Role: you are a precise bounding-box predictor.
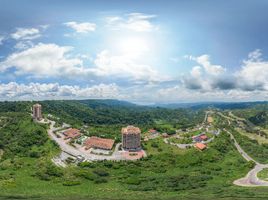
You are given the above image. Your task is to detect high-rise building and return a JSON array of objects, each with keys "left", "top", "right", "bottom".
[
  {"left": 33, "top": 103, "right": 42, "bottom": 120},
  {"left": 122, "top": 125, "right": 141, "bottom": 151}
]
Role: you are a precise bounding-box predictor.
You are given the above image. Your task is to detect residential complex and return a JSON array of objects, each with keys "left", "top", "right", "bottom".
[
  {"left": 122, "top": 125, "right": 141, "bottom": 151},
  {"left": 32, "top": 103, "right": 42, "bottom": 120}
]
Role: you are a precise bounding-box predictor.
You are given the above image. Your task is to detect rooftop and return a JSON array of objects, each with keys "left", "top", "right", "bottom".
[
  {"left": 63, "top": 128, "right": 81, "bottom": 139},
  {"left": 84, "top": 136, "right": 115, "bottom": 150},
  {"left": 195, "top": 143, "right": 207, "bottom": 150},
  {"left": 122, "top": 125, "right": 141, "bottom": 135}
]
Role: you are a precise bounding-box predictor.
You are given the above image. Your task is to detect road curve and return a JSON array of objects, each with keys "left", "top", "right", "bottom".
[{"left": 222, "top": 121, "right": 268, "bottom": 186}]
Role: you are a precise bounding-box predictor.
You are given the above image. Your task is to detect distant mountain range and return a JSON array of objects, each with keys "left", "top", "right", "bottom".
[{"left": 150, "top": 101, "right": 268, "bottom": 110}]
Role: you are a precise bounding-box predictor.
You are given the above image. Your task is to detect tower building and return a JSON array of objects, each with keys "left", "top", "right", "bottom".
[
  {"left": 122, "top": 125, "right": 141, "bottom": 151},
  {"left": 33, "top": 103, "right": 42, "bottom": 120}
]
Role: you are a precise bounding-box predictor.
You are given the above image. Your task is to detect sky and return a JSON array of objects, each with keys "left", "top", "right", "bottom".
[{"left": 0, "top": 0, "right": 267, "bottom": 103}]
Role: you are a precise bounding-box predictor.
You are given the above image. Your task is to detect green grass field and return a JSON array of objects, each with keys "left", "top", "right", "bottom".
[{"left": 0, "top": 132, "right": 266, "bottom": 200}]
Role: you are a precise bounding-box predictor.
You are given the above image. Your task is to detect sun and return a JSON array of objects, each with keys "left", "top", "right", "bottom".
[{"left": 116, "top": 36, "right": 151, "bottom": 57}]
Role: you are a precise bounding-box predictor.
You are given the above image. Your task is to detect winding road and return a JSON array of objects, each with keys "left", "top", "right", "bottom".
[{"left": 220, "top": 114, "right": 268, "bottom": 187}]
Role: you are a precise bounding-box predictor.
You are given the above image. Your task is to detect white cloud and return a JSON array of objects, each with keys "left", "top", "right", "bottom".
[
  {"left": 0, "top": 43, "right": 167, "bottom": 84},
  {"left": 14, "top": 41, "right": 34, "bottom": 50},
  {"left": 92, "top": 50, "right": 169, "bottom": 83},
  {"left": 190, "top": 66, "right": 202, "bottom": 78},
  {"left": 11, "top": 28, "right": 41, "bottom": 40},
  {"left": 106, "top": 13, "right": 158, "bottom": 32},
  {"left": 0, "top": 82, "right": 119, "bottom": 100},
  {"left": 236, "top": 49, "right": 268, "bottom": 91},
  {"left": 183, "top": 50, "right": 268, "bottom": 92},
  {"left": 156, "top": 85, "right": 268, "bottom": 103},
  {"left": 0, "top": 43, "right": 86, "bottom": 77},
  {"left": 0, "top": 36, "right": 4, "bottom": 45},
  {"left": 195, "top": 55, "right": 225, "bottom": 75},
  {"left": 64, "top": 21, "right": 96, "bottom": 33}
]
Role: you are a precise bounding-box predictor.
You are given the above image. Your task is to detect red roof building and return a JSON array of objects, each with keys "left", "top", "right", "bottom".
[
  {"left": 63, "top": 128, "right": 81, "bottom": 140},
  {"left": 200, "top": 134, "right": 208, "bottom": 141},
  {"left": 195, "top": 143, "right": 207, "bottom": 151},
  {"left": 84, "top": 136, "right": 115, "bottom": 150},
  {"left": 149, "top": 129, "right": 157, "bottom": 134}
]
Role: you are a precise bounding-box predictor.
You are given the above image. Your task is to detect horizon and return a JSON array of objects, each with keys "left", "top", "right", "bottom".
[
  {"left": 0, "top": 98, "right": 267, "bottom": 106},
  {"left": 0, "top": 0, "right": 267, "bottom": 103}
]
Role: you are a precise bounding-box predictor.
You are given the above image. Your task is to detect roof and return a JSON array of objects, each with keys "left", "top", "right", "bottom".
[
  {"left": 200, "top": 134, "right": 208, "bottom": 140},
  {"left": 33, "top": 103, "right": 42, "bottom": 107},
  {"left": 149, "top": 129, "right": 157, "bottom": 133},
  {"left": 195, "top": 143, "right": 207, "bottom": 150},
  {"left": 162, "top": 133, "right": 169, "bottom": 137},
  {"left": 121, "top": 126, "right": 141, "bottom": 135},
  {"left": 84, "top": 136, "right": 115, "bottom": 150},
  {"left": 63, "top": 128, "right": 81, "bottom": 139}
]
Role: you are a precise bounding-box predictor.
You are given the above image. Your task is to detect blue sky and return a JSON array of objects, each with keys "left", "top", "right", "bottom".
[{"left": 0, "top": 0, "right": 267, "bottom": 103}]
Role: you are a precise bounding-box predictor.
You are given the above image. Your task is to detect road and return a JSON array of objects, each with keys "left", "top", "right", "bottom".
[
  {"left": 224, "top": 128, "right": 258, "bottom": 164},
  {"left": 218, "top": 114, "right": 268, "bottom": 187}
]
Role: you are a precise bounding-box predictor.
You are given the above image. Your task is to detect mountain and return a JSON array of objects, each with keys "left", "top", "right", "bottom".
[{"left": 152, "top": 101, "right": 268, "bottom": 110}]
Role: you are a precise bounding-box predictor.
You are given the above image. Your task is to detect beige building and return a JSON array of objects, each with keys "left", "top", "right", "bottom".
[
  {"left": 122, "top": 125, "right": 141, "bottom": 151},
  {"left": 33, "top": 103, "right": 42, "bottom": 120}
]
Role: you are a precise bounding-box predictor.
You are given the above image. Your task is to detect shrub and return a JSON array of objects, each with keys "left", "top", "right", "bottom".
[
  {"left": 94, "top": 177, "right": 108, "bottom": 184},
  {"left": 74, "top": 170, "right": 97, "bottom": 180},
  {"left": 93, "top": 169, "right": 109, "bottom": 177},
  {"left": 63, "top": 180, "right": 81, "bottom": 186}
]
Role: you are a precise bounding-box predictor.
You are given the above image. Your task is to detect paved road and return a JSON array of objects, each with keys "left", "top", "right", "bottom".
[
  {"left": 224, "top": 128, "right": 258, "bottom": 164},
  {"left": 234, "top": 164, "right": 268, "bottom": 187},
  {"left": 218, "top": 114, "right": 268, "bottom": 187}
]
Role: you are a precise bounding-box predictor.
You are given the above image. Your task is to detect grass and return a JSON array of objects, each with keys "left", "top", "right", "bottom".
[
  {"left": 257, "top": 168, "right": 268, "bottom": 181},
  {"left": 0, "top": 132, "right": 263, "bottom": 200},
  {"left": 236, "top": 127, "right": 268, "bottom": 144}
]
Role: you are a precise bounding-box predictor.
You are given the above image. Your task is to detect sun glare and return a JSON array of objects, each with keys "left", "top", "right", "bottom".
[{"left": 116, "top": 36, "right": 151, "bottom": 57}]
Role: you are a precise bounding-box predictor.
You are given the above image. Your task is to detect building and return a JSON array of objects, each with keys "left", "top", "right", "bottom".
[
  {"left": 84, "top": 136, "right": 115, "bottom": 150},
  {"left": 122, "top": 126, "right": 141, "bottom": 151},
  {"left": 192, "top": 133, "right": 208, "bottom": 142},
  {"left": 195, "top": 143, "right": 207, "bottom": 151},
  {"left": 149, "top": 129, "right": 158, "bottom": 135},
  {"left": 162, "top": 133, "right": 169, "bottom": 138},
  {"left": 32, "top": 103, "right": 42, "bottom": 120},
  {"left": 63, "top": 128, "right": 81, "bottom": 140}
]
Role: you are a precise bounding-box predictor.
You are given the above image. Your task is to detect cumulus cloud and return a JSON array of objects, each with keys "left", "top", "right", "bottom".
[
  {"left": 0, "top": 43, "right": 86, "bottom": 78},
  {"left": 190, "top": 66, "right": 202, "bottom": 78},
  {"left": 236, "top": 49, "right": 268, "bottom": 91},
  {"left": 0, "top": 82, "right": 119, "bottom": 100},
  {"left": 92, "top": 50, "right": 169, "bottom": 83},
  {"left": 0, "top": 43, "right": 167, "bottom": 84},
  {"left": 64, "top": 21, "right": 96, "bottom": 33},
  {"left": 186, "top": 54, "right": 226, "bottom": 76},
  {"left": 183, "top": 49, "right": 268, "bottom": 93},
  {"left": 106, "top": 13, "right": 157, "bottom": 32},
  {"left": 11, "top": 28, "right": 41, "bottom": 40}
]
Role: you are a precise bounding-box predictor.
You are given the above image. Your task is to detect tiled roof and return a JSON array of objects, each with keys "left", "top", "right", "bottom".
[
  {"left": 63, "top": 128, "right": 81, "bottom": 139},
  {"left": 200, "top": 134, "right": 208, "bottom": 140},
  {"left": 84, "top": 136, "right": 115, "bottom": 150},
  {"left": 195, "top": 143, "right": 207, "bottom": 150}
]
